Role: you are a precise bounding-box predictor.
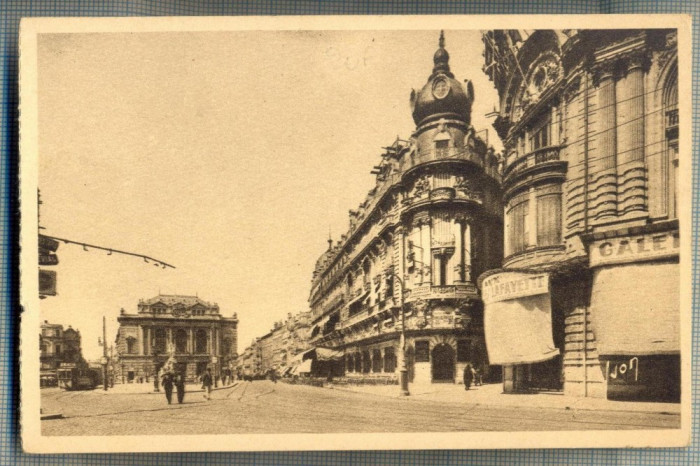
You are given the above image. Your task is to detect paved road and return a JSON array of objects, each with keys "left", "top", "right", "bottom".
[{"left": 41, "top": 381, "right": 680, "bottom": 436}]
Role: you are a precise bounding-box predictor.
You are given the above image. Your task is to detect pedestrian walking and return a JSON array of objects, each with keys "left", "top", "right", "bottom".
[
  {"left": 202, "top": 368, "right": 213, "bottom": 400},
  {"left": 463, "top": 363, "right": 474, "bottom": 391},
  {"left": 175, "top": 373, "right": 185, "bottom": 404},
  {"left": 161, "top": 371, "right": 174, "bottom": 404}
]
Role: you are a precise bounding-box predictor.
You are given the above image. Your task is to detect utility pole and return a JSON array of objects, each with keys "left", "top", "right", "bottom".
[{"left": 102, "top": 316, "right": 108, "bottom": 391}]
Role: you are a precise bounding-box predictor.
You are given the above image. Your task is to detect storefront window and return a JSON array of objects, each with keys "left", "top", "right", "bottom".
[
  {"left": 384, "top": 347, "right": 395, "bottom": 372},
  {"left": 372, "top": 349, "right": 382, "bottom": 372}
]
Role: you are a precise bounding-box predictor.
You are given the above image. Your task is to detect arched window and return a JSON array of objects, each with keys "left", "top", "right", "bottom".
[
  {"left": 664, "top": 62, "right": 678, "bottom": 219},
  {"left": 195, "top": 329, "right": 208, "bottom": 354},
  {"left": 126, "top": 336, "right": 137, "bottom": 354},
  {"left": 434, "top": 131, "right": 451, "bottom": 158},
  {"left": 175, "top": 329, "right": 188, "bottom": 353}
]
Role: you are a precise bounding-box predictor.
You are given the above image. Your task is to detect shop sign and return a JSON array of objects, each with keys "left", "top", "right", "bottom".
[
  {"left": 481, "top": 272, "right": 549, "bottom": 304},
  {"left": 39, "top": 253, "right": 59, "bottom": 266},
  {"left": 607, "top": 356, "right": 640, "bottom": 385},
  {"left": 39, "top": 269, "right": 57, "bottom": 296},
  {"left": 38, "top": 235, "right": 59, "bottom": 252},
  {"left": 589, "top": 231, "right": 679, "bottom": 267}
]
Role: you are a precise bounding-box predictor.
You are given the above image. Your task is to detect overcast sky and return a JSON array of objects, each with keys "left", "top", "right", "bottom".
[{"left": 37, "top": 29, "right": 500, "bottom": 359}]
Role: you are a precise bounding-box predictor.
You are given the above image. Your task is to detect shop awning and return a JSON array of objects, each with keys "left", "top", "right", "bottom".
[
  {"left": 314, "top": 347, "right": 344, "bottom": 361},
  {"left": 296, "top": 346, "right": 344, "bottom": 361},
  {"left": 590, "top": 263, "right": 679, "bottom": 356},
  {"left": 294, "top": 359, "right": 313, "bottom": 374},
  {"left": 484, "top": 293, "right": 559, "bottom": 365}
]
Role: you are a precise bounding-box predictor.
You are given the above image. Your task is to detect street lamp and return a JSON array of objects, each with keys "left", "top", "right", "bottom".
[{"left": 385, "top": 267, "right": 409, "bottom": 396}]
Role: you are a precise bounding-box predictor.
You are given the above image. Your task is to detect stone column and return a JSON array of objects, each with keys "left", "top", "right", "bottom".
[
  {"left": 209, "top": 327, "right": 214, "bottom": 355},
  {"left": 463, "top": 222, "right": 471, "bottom": 282},
  {"left": 141, "top": 327, "right": 146, "bottom": 356},
  {"left": 188, "top": 328, "right": 193, "bottom": 354},
  {"left": 616, "top": 55, "right": 647, "bottom": 215},
  {"left": 590, "top": 63, "right": 618, "bottom": 220},
  {"left": 144, "top": 327, "right": 150, "bottom": 356},
  {"left": 420, "top": 220, "right": 430, "bottom": 283},
  {"left": 167, "top": 328, "right": 172, "bottom": 353},
  {"left": 453, "top": 218, "right": 463, "bottom": 283}
]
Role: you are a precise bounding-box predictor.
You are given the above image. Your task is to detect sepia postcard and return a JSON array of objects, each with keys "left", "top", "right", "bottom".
[{"left": 19, "top": 14, "right": 692, "bottom": 453}]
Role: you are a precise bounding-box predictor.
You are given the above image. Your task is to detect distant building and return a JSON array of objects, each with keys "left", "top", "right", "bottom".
[
  {"left": 307, "top": 33, "right": 503, "bottom": 385},
  {"left": 39, "top": 320, "right": 83, "bottom": 386},
  {"left": 115, "top": 294, "right": 238, "bottom": 383},
  {"left": 239, "top": 311, "right": 312, "bottom": 377},
  {"left": 481, "top": 29, "right": 679, "bottom": 401}
]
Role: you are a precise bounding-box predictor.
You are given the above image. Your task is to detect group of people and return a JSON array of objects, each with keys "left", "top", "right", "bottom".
[
  {"left": 160, "top": 367, "right": 215, "bottom": 404},
  {"left": 463, "top": 363, "right": 483, "bottom": 391}
]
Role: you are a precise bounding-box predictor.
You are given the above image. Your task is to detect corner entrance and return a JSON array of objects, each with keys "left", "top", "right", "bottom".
[{"left": 431, "top": 343, "right": 455, "bottom": 382}]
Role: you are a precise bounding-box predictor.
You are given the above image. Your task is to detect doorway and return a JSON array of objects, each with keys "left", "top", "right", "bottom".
[{"left": 431, "top": 343, "right": 455, "bottom": 382}]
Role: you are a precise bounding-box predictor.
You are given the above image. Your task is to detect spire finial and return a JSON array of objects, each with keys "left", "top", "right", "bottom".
[
  {"left": 439, "top": 30, "right": 445, "bottom": 49},
  {"left": 327, "top": 227, "right": 333, "bottom": 250}
]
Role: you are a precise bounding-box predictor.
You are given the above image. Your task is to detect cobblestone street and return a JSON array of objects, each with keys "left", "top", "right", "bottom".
[{"left": 41, "top": 381, "right": 680, "bottom": 436}]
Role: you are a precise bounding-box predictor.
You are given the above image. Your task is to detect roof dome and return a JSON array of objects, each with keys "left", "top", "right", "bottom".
[{"left": 411, "top": 31, "right": 474, "bottom": 126}]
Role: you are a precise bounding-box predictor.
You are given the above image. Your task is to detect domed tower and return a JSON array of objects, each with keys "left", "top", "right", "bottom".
[
  {"left": 397, "top": 32, "right": 503, "bottom": 385},
  {"left": 411, "top": 31, "right": 474, "bottom": 128}
]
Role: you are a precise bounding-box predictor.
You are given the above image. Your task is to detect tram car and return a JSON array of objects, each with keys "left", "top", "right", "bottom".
[{"left": 56, "top": 364, "right": 99, "bottom": 391}]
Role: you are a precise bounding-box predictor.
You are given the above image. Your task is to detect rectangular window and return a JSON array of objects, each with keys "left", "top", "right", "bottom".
[
  {"left": 529, "top": 113, "right": 551, "bottom": 151},
  {"left": 507, "top": 191, "right": 529, "bottom": 255},
  {"left": 457, "top": 340, "right": 471, "bottom": 363},
  {"left": 415, "top": 341, "right": 430, "bottom": 362},
  {"left": 536, "top": 185, "right": 562, "bottom": 247},
  {"left": 435, "top": 139, "right": 449, "bottom": 158}
]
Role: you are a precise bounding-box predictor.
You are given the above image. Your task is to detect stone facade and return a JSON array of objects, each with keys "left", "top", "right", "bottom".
[
  {"left": 481, "top": 29, "right": 679, "bottom": 401},
  {"left": 115, "top": 294, "right": 238, "bottom": 383},
  {"left": 308, "top": 33, "right": 503, "bottom": 385},
  {"left": 239, "top": 312, "right": 312, "bottom": 377}
]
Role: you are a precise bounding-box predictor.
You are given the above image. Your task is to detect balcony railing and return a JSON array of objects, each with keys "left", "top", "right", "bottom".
[
  {"left": 503, "top": 145, "right": 562, "bottom": 179},
  {"left": 406, "top": 283, "right": 478, "bottom": 301}
]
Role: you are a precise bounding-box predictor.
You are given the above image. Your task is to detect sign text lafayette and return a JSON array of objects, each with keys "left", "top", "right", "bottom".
[
  {"left": 589, "top": 230, "right": 679, "bottom": 267},
  {"left": 481, "top": 272, "right": 549, "bottom": 304}
]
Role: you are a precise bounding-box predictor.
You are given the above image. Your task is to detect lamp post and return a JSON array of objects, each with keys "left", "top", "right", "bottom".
[{"left": 386, "top": 268, "right": 409, "bottom": 396}]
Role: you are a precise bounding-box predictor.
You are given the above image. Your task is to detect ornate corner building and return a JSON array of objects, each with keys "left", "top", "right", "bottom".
[
  {"left": 308, "top": 33, "right": 503, "bottom": 385},
  {"left": 115, "top": 294, "right": 238, "bottom": 383},
  {"left": 40, "top": 321, "right": 84, "bottom": 386},
  {"left": 481, "top": 29, "right": 679, "bottom": 401}
]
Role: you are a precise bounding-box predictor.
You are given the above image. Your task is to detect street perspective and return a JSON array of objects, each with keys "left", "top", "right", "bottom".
[{"left": 20, "top": 16, "right": 690, "bottom": 453}]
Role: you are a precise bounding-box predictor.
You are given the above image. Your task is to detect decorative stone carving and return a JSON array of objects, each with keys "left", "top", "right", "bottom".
[
  {"left": 455, "top": 176, "right": 484, "bottom": 202},
  {"left": 412, "top": 175, "right": 430, "bottom": 198}
]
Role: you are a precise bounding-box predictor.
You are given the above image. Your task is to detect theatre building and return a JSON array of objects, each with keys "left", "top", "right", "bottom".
[
  {"left": 115, "top": 294, "right": 238, "bottom": 383},
  {"left": 308, "top": 33, "right": 503, "bottom": 385},
  {"left": 481, "top": 29, "right": 679, "bottom": 401}
]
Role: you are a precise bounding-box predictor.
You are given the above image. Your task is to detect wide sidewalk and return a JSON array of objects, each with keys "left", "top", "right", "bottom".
[
  {"left": 326, "top": 381, "right": 681, "bottom": 414},
  {"left": 86, "top": 380, "right": 680, "bottom": 415}
]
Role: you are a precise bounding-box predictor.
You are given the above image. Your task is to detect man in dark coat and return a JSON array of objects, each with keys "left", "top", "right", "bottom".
[
  {"left": 175, "top": 373, "right": 186, "bottom": 404},
  {"left": 463, "top": 363, "right": 474, "bottom": 391},
  {"left": 202, "top": 368, "right": 213, "bottom": 400},
  {"left": 161, "top": 371, "right": 174, "bottom": 404}
]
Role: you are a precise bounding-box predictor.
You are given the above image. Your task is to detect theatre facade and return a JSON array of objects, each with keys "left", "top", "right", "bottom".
[
  {"left": 115, "top": 294, "right": 238, "bottom": 383},
  {"left": 481, "top": 29, "right": 679, "bottom": 401},
  {"left": 308, "top": 33, "right": 503, "bottom": 385}
]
